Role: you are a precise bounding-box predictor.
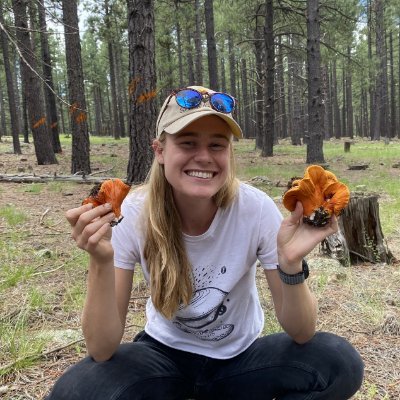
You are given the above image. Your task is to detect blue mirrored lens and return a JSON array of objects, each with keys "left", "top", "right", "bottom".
[
  {"left": 210, "top": 93, "right": 234, "bottom": 113},
  {"left": 175, "top": 89, "right": 202, "bottom": 109}
]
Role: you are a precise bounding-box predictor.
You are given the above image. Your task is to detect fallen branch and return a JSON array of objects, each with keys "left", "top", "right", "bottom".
[{"left": 0, "top": 174, "right": 120, "bottom": 184}]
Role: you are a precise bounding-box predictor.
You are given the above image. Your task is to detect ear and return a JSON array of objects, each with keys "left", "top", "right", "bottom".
[{"left": 152, "top": 139, "right": 164, "bottom": 164}]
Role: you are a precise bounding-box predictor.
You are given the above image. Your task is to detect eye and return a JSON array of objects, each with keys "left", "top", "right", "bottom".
[
  {"left": 210, "top": 142, "right": 228, "bottom": 151},
  {"left": 179, "top": 141, "right": 196, "bottom": 148}
]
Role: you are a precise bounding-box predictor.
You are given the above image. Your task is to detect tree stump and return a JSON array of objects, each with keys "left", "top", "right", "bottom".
[
  {"left": 322, "top": 194, "right": 394, "bottom": 265},
  {"left": 344, "top": 141, "right": 352, "bottom": 152}
]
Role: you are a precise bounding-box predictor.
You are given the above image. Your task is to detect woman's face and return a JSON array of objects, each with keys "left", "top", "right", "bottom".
[{"left": 154, "top": 115, "right": 232, "bottom": 203}]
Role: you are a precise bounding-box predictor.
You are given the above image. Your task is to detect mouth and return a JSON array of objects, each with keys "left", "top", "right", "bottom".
[{"left": 185, "top": 170, "right": 215, "bottom": 179}]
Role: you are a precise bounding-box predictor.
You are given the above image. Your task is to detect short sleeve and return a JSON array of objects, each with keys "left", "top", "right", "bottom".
[{"left": 257, "top": 195, "right": 283, "bottom": 270}]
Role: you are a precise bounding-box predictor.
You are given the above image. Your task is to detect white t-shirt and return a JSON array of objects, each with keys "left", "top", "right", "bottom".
[{"left": 112, "top": 182, "right": 283, "bottom": 359}]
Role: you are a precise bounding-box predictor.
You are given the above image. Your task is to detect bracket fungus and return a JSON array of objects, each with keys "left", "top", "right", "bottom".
[
  {"left": 282, "top": 165, "right": 350, "bottom": 227},
  {"left": 82, "top": 178, "right": 131, "bottom": 226}
]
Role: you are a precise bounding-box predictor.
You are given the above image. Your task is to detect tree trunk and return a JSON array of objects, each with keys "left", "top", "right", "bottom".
[
  {"left": 254, "top": 20, "right": 264, "bottom": 149},
  {"left": 346, "top": 47, "right": 354, "bottom": 139},
  {"left": 126, "top": 0, "right": 156, "bottom": 184},
  {"left": 262, "top": 0, "right": 274, "bottom": 157},
  {"left": 0, "top": 79, "right": 6, "bottom": 141},
  {"left": 276, "top": 36, "right": 287, "bottom": 139},
  {"left": 389, "top": 31, "right": 397, "bottom": 138},
  {"left": 114, "top": 42, "right": 126, "bottom": 138},
  {"left": 37, "top": 0, "right": 61, "bottom": 153},
  {"left": 332, "top": 60, "right": 341, "bottom": 139},
  {"left": 220, "top": 56, "right": 226, "bottom": 93},
  {"left": 290, "top": 35, "right": 302, "bottom": 146},
  {"left": 0, "top": 6, "right": 21, "bottom": 153},
  {"left": 240, "top": 58, "right": 250, "bottom": 137},
  {"left": 373, "top": 0, "right": 388, "bottom": 140},
  {"left": 62, "top": 0, "right": 91, "bottom": 174},
  {"left": 368, "top": 0, "right": 375, "bottom": 140},
  {"left": 185, "top": 28, "right": 195, "bottom": 85},
  {"left": 193, "top": 0, "right": 203, "bottom": 85},
  {"left": 339, "top": 194, "right": 394, "bottom": 264},
  {"left": 12, "top": 0, "right": 57, "bottom": 165},
  {"left": 204, "top": 0, "right": 218, "bottom": 89},
  {"left": 175, "top": 1, "right": 184, "bottom": 88},
  {"left": 93, "top": 85, "right": 103, "bottom": 135},
  {"left": 306, "top": 0, "right": 325, "bottom": 164}
]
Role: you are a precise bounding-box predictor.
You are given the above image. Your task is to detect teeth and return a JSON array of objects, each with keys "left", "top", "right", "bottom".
[{"left": 187, "top": 171, "right": 213, "bottom": 179}]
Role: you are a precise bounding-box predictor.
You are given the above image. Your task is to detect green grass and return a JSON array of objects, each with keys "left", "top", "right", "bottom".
[{"left": 0, "top": 205, "right": 27, "bottom": 226}]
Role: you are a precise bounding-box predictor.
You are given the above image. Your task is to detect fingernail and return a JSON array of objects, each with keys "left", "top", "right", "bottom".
[{"left": 105, "top": 203, "right": 112, "bottom": 209}]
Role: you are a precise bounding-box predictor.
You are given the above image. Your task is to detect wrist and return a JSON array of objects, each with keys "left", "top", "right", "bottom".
[{"left": 277, "top": 260, "right": 310, "bottom": 285}]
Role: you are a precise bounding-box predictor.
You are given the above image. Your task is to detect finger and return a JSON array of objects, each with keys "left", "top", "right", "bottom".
[
  {"left": 65, "top": 203, "right": 93, "bottom": 227},
  {"left": 288, "top": 201, "right": 303, "bottom": 223},
  {"left": 74, "top": 203, "right": 113, "bottom": 233},
  {"left": 78, "top": 212, "right": 115, "bottom": 245},
  {"left": 86, "top": 222, "right": 113, "bottom": 253}
]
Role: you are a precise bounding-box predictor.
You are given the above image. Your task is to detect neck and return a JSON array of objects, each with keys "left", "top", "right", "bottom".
[{"left": 174, "top": 196, "right": 218, "bottom": 236}]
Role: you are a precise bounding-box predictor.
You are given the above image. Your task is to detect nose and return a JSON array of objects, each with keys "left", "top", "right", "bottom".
[{"left": 193, "top": 145, "right": 212, "bottom": 163}]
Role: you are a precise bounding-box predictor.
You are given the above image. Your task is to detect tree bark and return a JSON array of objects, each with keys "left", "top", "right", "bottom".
[
  {"left": 240, "top": 58, "right": 250, "bottom": 137},
  {"left": 276, "top": 36, "right": 287, "bottom": 139},
  {"left": 193, "top": 0, "right": 203, "bottom": 85},
  {"left": 37, "top": 0, "right": 61, "bottom": 153},
  {"left": 346, "top": 47, "right": 354, "bottom": 139},
  {"left": 204, "top": 0, "right": 219, "bottom": 89},
  {"left": 62, "top": 0, "right": 91, "bottom": 174},
  {"left": 306, "top": 0, "right": 325, "bottom": 164},
  {"left": 339, "top": 194, "right": 394, "bottom": 264},
  {"left": 127, "top": 0, "right": 156, "bottom": 183},
  {"left": 105, "top": 0, "right": 121, "bottom": 139},
  {"left": 12, "top": 0, "right": 57, "bottom": 164},
  {"left": 254, "top": 19, "right": 264, "bottom": 149},
  {"left": 185, "top": 28, "right": 195, "bottom": 85},
  {"left": 0, "top": 6, "right": 21, "bottom": 153},
  {"left": 262, "top": 0, "right": 274, "bottom": 157},
  {"left": 389, "top": 31, "right": 397, "bottom": 138}
]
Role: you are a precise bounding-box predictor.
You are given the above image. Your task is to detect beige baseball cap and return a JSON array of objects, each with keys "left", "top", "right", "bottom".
[{"left": 156, "top": 86, "right": 242, "bottom": 139}]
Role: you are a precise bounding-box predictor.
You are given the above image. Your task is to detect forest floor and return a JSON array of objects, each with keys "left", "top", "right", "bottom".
[{"left": 0, "top": 137, "right": 399, "bottom": 399}]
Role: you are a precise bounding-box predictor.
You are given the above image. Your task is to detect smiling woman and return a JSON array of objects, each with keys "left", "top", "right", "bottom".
[{"left": 47, "top": 86, "right": 364, "bottom": 400}]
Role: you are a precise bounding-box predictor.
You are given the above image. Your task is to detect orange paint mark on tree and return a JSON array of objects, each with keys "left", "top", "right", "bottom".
[
  {"left": 136, "top": 90, "right": 157, "bottom": 104},
  {"left": 50, "top": 122, "right": 58, "bottom": 129},
  {"left": 76, "top": 112, "right": 87, "bottom": 123},
  {"left": 33, "top": 117, "right": 46, "bottom": 129}
]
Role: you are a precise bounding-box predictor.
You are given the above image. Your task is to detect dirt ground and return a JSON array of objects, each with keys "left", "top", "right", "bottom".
[{"left": 0, "top": 138, "right": 399, "bottom": 399}]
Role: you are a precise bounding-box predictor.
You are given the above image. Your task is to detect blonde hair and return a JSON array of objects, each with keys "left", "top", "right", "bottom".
[{"left": 144, "top": 132, "right": 239, "bottom": 319}]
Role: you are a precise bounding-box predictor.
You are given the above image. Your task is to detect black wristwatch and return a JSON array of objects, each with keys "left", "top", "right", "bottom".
[{"left": 277, "top": 259, "right": 309, "bottom": 285}]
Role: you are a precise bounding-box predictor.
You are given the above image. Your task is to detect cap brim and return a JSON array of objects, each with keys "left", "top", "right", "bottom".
[{"left": 163, "top": 110, "right": 242, "bottom": 139}]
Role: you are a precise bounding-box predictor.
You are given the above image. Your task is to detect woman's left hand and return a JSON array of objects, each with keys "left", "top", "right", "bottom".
[{"left": 277, "top": 201, "right": 338, "bottom": 266}]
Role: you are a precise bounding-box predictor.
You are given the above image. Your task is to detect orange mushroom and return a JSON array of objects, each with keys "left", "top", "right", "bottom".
[
  {"left": 282, "top": 165, "right": 350, "bottom": 227},
  {"left": 82, "top": 178, "right": 131, "bottom": 226}
]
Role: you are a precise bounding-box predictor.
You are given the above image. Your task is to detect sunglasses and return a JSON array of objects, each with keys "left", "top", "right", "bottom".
[{"left": 173, "top": 88, "right": 236, "bottom": 114}]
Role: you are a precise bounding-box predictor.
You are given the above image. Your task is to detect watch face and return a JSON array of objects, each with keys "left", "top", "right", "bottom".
[{"left": 302, "top": 259, "right": 310, "bottom": 279}]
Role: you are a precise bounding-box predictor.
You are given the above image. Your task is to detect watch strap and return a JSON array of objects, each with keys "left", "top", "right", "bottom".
[{"left": 277, "top": 259, "right": 309, "bottom": 285}]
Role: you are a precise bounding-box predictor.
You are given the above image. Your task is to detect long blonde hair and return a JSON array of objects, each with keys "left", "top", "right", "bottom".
[{"left": 143, "top": 132, "right": 239, "bottom": 319}]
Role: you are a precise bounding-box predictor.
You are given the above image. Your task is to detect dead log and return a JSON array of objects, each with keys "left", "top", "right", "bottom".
[
  {"left": 348, "top": 164, "right": 369, "bottom": 170},
  {"left": 0, "top": 174, "right": 120, "bottom": 185},
  {"left": 323, "top": 193, "right": 394, "bottom": 265}
]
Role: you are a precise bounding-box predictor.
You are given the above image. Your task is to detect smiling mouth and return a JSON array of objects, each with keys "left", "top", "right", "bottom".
[{"left": 186, "top": 170, "right": 215, "bottom": 179}]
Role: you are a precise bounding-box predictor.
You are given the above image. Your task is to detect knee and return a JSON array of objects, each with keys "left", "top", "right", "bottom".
[{"left": 314, "top": 332, "right": 364, "bottom": 393}]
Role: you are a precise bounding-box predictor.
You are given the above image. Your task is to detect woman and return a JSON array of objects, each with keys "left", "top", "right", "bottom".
[{"left": 47, "top": 86, "right": 363, "bottom": 399}]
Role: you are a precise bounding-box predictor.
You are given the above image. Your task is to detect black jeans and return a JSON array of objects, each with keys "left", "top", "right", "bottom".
[{"left": 46, "top": 331, "right": 364, "bottom": 400}]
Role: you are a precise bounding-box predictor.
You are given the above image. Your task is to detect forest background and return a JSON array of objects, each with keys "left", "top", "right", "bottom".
[{"left": 0, "top": 0, "right": 400, "bottom": 398}]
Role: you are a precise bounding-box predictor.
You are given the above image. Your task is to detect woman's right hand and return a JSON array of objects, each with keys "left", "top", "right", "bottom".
[{"left": 65, "top": 203, "right": 116, "bottom": 264}]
